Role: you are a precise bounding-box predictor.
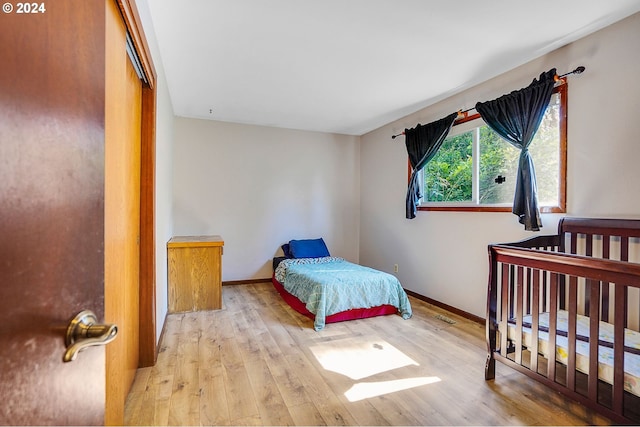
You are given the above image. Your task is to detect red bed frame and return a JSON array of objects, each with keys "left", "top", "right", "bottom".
[{"left": 271, "top": 274, "right": 397, "bottom": 324}]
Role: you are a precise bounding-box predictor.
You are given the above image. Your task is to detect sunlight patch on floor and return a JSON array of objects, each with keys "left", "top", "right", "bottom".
[
  {"left": 309, "top": 336, "right": 419, "bottom": 380},
  {"left": 309, "top": 335, "right": 441, "bottom": 402},
  {"left": 345, "top": 376, "right": 441, "bottom": 402}
]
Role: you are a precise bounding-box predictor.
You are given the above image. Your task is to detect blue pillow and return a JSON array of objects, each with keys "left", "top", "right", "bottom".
[{"left": 289, "top": 238, "right": 330, "bottom": 258}]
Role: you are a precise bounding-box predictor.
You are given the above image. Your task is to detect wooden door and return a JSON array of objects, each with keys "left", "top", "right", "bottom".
[
  {"left": 0, "top": 1, "right": 108, "bottom": 424},
  {"left": 104, "top": 0, "right": 142, "bottom": 421},
  {"left": 0, "top": 1, "right": 151, "bottom": 424}
]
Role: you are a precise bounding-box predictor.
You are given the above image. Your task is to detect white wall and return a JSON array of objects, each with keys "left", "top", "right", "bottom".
[
  {"left": 136, "top": 0, "right": 174, "bottom": 344},
  {"left": 172, "top": 119, "right": 360, "bottom": 281},
  {"left": 359, "top": 12, "right": 640, "bottom": 319}
]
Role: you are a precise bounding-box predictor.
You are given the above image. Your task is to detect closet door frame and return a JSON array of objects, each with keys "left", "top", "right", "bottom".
[{"left": 117, "top": 0, "right": 158, "bottom": 368}]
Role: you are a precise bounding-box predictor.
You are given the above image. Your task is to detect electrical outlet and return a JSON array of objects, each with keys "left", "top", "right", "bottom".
[{"left": 393, "top": 264, "right": 399, "bottom": 273}]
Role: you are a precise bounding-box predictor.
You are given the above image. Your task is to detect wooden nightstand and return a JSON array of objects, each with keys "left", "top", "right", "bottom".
[{"left": 167, "top": 235, "right": 224, "bottom": 313}]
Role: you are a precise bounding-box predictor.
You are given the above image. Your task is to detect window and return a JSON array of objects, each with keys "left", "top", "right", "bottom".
[{"left": 416, "top": 82, "right": 566, "bottom": 213}]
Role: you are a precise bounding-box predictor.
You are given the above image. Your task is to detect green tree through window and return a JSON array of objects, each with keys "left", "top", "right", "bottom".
[{"left": 425, "top": 132, "right": 473, "bottom": 202}]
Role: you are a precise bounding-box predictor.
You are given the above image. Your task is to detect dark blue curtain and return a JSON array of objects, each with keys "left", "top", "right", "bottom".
[
  {"left": 475, "top": 69, "right": 557, "bottom": 231},
  {"left": 405, "top": 112, "right": 458, "bottom": 219}
]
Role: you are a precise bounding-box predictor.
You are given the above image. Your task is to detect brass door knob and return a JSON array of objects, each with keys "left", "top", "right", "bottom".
[{"left": 63, "top": 310, "right": 118, "bottom": 362}]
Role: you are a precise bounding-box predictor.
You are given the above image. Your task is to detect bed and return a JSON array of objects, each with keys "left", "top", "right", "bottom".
[
  {"left": 486, "top": 218, "right": 640, "bottom": 423},
  {"left": 272, "top": 238, "right": 412, "bottom": 331}
]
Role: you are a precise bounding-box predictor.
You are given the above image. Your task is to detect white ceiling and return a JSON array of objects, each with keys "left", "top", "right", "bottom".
[{"left": 141, "top": 0, "right": 640, "bottom": 135}]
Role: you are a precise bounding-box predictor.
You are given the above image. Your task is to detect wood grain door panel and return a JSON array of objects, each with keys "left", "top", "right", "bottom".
[
  {"left": 105, "top": 0, "right": 142, "bottom": 420},
  {"left": 0, "top": 1, "right": 106, "bottom": 424}
]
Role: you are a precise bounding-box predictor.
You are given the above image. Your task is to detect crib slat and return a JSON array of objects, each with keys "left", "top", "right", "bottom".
[
  {"left": 515, "top": 266, "right": 524, "bottom": 365},
  {"left": 621, "top": 236, "right": 629, "bottom": 330},
  {"left": 621, "top": 236, "right": 629, "bottom": 262},
  {"left": 509, "top": 265, "right": 516, "bottom": 320},
  {"left": 542, "top": 269, "right": 548, "bottom": 313},
  {"left": 525, "top": 268, "right": 532, "bottom": 316},
  {"left": 500, "top": 263, "right": 509, "bottom": 358},
  {"left": 584, "top": 235, "right": 592, "bottom": 314},
  {"left": 548, "top": 273, "right": 558, "bottom": 382},
  {"left": 588, "top": 279, "right": 600, "bottom": 402},
  {"left": 570, "top": 232, "right": 578, "bottom": 256},
  {"left": 530, "top": 269, "right": 540, "bottom": 374},
  {"left": 602, "top": 235, "right": 610, "bottom": 259},
  {"left": 567, "top": 276, "right": 578, "bottom": 392},
  {"left": 602, "top": 235, "right": 611, "bottom": 322},
  {"left": 613, "top": 285, "right": 626, "bottom": 415}
]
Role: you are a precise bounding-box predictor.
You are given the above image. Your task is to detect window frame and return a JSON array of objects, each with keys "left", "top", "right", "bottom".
[{"left": 413, "top": 79, "right": 567, "bottom": 213}]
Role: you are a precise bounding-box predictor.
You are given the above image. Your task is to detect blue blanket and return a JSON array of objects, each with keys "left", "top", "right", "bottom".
[{"left": 274, "top": 257, "right": 412, "bottom": 330}]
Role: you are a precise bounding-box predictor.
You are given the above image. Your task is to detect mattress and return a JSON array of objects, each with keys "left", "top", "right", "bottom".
[{"left": 507, "top": 310, "right": 640, "bottom": 396}]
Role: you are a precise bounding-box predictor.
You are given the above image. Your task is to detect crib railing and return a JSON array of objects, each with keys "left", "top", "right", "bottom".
[
  {"left": 559, "top": 218, "right": 640, "bottom": 326},
  {"left": 486, "top": 239, "right": 640, "bottom": 423}
]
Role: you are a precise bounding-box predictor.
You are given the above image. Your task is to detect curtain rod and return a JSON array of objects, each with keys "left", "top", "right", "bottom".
[{"left": 391, "top": 66, "right": 585, "bottom": 139}]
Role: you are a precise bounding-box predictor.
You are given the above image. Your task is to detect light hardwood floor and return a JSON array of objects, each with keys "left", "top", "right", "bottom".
[{"left": 124, "top": 283, "right": 611, "bottom": 426}]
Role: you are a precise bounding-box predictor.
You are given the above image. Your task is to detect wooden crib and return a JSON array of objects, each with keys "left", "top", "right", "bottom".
[{"left": 485, "top": 217, "right": 640, "bottom": 423}]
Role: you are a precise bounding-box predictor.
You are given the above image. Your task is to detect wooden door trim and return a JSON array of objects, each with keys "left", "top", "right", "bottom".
[
  {"left": 117, "top": 0, "right": 158, "bottom": 367},
  {"left": 138, "top": 85, "right": 157, "bottom": 367}
]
